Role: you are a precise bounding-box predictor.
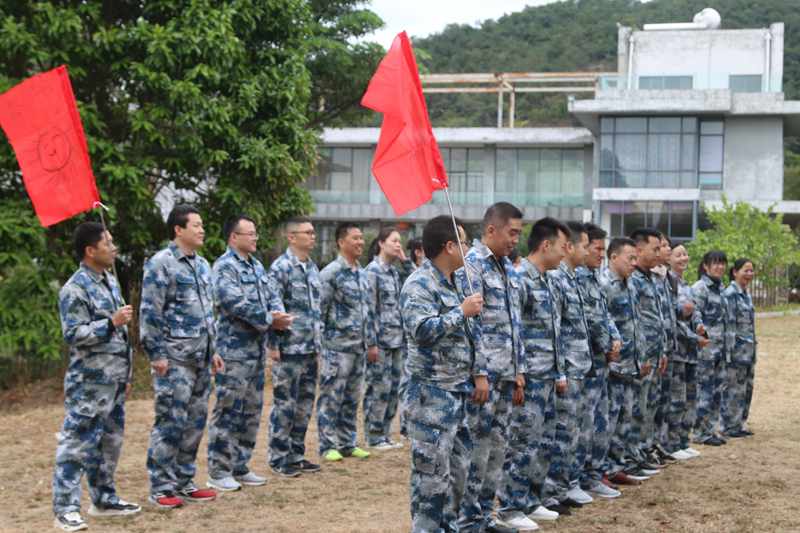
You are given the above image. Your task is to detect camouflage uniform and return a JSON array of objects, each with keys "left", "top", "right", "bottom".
[
  {"left": 544, "top": 261, "right": 592, "bottom": 504},
  {"left": 629, "top": 268, "right": 666, "bottom": 454},
  {"left": 666, "top": 272, "right": 702, "bottom": 452},
  {"left": 456, "top": 240, "right": 524, "bottom": 532},
  {"left": 363, "top": 256, "right": 405, "bottom": 446},
  {"left": 577, "top": 265, "right": 621, "bottom": 486},
  {"left": 316, "top": 255, "right": 376, "bottom": 455},
  {"left": 140, "top": 242, "right": 216, "bottom": 497},
  {"left": 267, "top": 247, "right": 322, "bottom": 469},
  {"left": 722, "top": 281, "right": 756, "bottom": 435},
  {"left": 601, "top": 267, "right": 647, "bottom": 474},
  {"left": 396, "top": 258, "right": 418, "bottom": 437},
  {"left": 497, "top": 258, "right": 563, "bottom": 518},
  {"left": 401, "top": 259, "right": 485, "bottom": 533},
  {"left": 207, "top": 247, "right": 277, "bottom": 479},
  {"left": 53, "top": 264, "right": 131, "bottom": 516},
  {"left": 654, "top": 269, "right": 678, "bottom": 449},
  {"left": 691, "top": 274, "right": 731, "bottom": 443}
]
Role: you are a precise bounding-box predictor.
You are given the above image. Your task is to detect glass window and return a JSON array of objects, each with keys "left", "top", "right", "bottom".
[
  {"left": 495, "top": 149, "right": 516, "bottom": 196},
  {"left": 670, "top": 202, "right": 694, "bottom": 238},
  {"left": 351, "top": 148, "right": 372, "bottom": 192},
  {"left": 602, "top": 201, "right": 697, "bottom": 241},
  {"left": 615, "top": 118, "right": 647, "bottom": 133},
  {"left": 730, "top": 74, "right": 763, "bottom": 93},
  {"left": 700, "top": 121, "right": 724, "bottom": 135},
  {"left": 639, "top": 76, "right": 693, "bottom": 90},
  {"left": 330, "top": 148, "right": 353, "bottom": 191}
]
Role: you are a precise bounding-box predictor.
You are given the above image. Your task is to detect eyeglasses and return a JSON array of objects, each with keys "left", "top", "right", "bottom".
[
  {"left": 290, "top": 230, "right": 316, "bottom": 236},
  {"left": 234, "top": 231, "right": 258, "bottom": 238}
]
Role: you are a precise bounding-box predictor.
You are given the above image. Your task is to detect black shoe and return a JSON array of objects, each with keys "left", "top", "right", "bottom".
[
  {"left": 487, "top": 520, "right": 519, "bottom": 533},
  {"left": 564, "top": 498, "right": 584, "bottom": 508},
  {"left": 88, "top": 500, "right": 141, "bottom": 517},
  {"left": 547, "top": 503, "right": 572, "bottom": 515},
  {"left": 292, "top": 460, "right": 321, "bottom": 473},
  {"left": 270, "top": 464, "right": 302, "bottom": 478},
  {"left": 740, "top": 429, "right": 754, "bottom": 436},
  {"left": 640, "top": 460, "right": 664, "bottom": 470},
  {"left": 705, "top": 436, "right": 725, "bottom": 446}
]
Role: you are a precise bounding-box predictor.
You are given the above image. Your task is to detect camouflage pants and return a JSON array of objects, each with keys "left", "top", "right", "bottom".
[
  {"left": 147, "top": 361, "right": 211, "bottom": 496},
  {"left": 207, "top": 357, "right": 265, "bottom": 478},
  {"left": 666, "top": 361, "right": 697, "bottom": 452},
  {"left": 363, "top": 347, "right": 404, "bottom": 445},
  {"left": 53, "top": 380, "right": 126, "bottom": 515},
  {"left": 316, "top": 348, "right": 365, "bottom": 454},
  {"left": 722, "top": 363, "right": 751, "bottom": 434},
  {"left": 743, "top": 362, "right": 755, "bottom": 423},
  {"left": 497, "top": 377, "right": 556, "bottom": 516},
  {"left": 582, "top": 367, "right": 610, "bottom": 484},
  {"left": 654, "top": 362, "right": 672, "bottom": 449},
  {"left": 544, "top": 377, "right": 586, "bottom": 504},
  {"left": 606, "top": 375, "right": 642, "bottom": 475},
  {"left": 694, "top": 355, "right": 726, "bottom": 443},
  {"left": 457, "top": 380, "right": 513, "bottom": 532},
  {"left": 268, "top": 354, "right": 318, "bottom": 468},
  {"left": 406, "top": 378, "right": 472, "bottom": 533},
  {"left": 399, "top": 361, "right": 410, "bottom": 437},
  {"left": 633, "top": 367, "right": 659, "bottom": 452}
]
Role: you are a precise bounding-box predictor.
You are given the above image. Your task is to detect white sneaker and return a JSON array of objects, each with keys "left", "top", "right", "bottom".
[
  {"left": 235, "top": 471, "right": 267, "bottom": 486},
  {"left": 88, "top": 499, "right": 141, "bottom": 516},
  {"left": 497, "top": 511, "right": 539, "bottom": 531},
  {"left": 368, "top": 441, "right": 396, "bottom": 450},
  {"left": 669, "top": 450, "right": 692, "bottom": 461},
  {"left": 387, "top": 439, "right": 404, "bottom": 449},
  {"left": 587, "top": 481, "right": 621, "bottom": 499},
  {"left": 683, "top": 447, "right": 701, "bottom": 458},
  {"left": 207, "top": 476, "right": 242, "bottom": 492},
  {"left": 566, "top": 486, "right": 594, "bottom": 504},
  {"left": 54, "top": 512, "right": 87, "bottom": 532},
  {"left": 640, "top": 468, "right": 660, "bottom": 476},
  {"left": 528, "top": 505, "right": 559, "bottom": 521}
]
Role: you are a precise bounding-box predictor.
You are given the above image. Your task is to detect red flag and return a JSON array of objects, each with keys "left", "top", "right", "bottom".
[
  {"left": 361, "top": 32, "right": 447, "bottom": 215},
  {"left": 0, "top": 65, "right": 100, "bottom": 226}
]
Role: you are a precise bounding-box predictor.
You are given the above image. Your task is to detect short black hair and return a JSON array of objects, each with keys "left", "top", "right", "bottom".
[
  {"left": 699, "top": 250, "right": 728, "bottom": 279},
  {"left": 167, "top": 204, "right": 201, "bottom": 239},
  {"left": 584, "top": 222, "right": 607, "bottom": 243},
  {"left": 660, "top": 234, "right": 673, "bottom": 248},
  {"left": 407, "top": 237, "right": 423, "bottom": 256},
  {"left": 73, "top": 221, "right": 107, "bottom": 260},
  {"left": 482, "top": 202, "right": 523, "bottom": 233},
  {"left": 286, "top": 215, "right": 312, "bottom": 227},
  {"left": 423, "top": 215, "right": 464, "bottom": 259},
  {"left": 223, "top": 215, "right": 255, "bottom": 242},
  {"left": 629, "top": 228, "right": 661, "bottom": 245},
  {"left": 566, "top": 221, "right": 587, "bottom": 244},
  {"left": 334, "top": 222, "right": 360, "bottom": 246},
  {"left": 527, "top": 217, "right": 570, "bottom": 254},
  {"left": 730, "top": 257, "right": 754, "bottom": 280},
  {"left": 607, "top": 237, "right": 636, "bottom": 260}
]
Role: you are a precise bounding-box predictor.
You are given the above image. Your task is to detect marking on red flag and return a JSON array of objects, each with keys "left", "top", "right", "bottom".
[{"left": 37, "top": 127, "right": 71, "bottom": 171}]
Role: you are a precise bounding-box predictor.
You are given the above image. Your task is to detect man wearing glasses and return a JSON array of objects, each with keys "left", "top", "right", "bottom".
[
  {"left": 206, "top": 215, "right": 293, "bottom": 490},
  {"left": 267, "top": 217, "right": 325, "bottom": 476}
]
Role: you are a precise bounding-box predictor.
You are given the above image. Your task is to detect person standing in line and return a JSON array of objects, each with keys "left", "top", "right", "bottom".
[
  {"left": 206, "top": 215, "right": 293, "bottom": 489},
  {"left": 140, "top": 204, "right": 223, "bottom": 509},
  {"left": 691, "top": 250, "right": 731, "bottom": 447},
  {"left": 401, "top": 215, "right": 486, "bottom": 533},
  {"left": 53, "top": 223, "right": 140, "bottom": 532},
  {"left": 364, "top": 227, "right": 407, "bottom": 450},
  {"left": 316, "top": 222, "right": 377, "bottom": 462},
  {"left": 266, "top": 217, "right": 324, "bottom": 477},
  {"left": 722, "top": 258, "right": 757, "bottom": 438}
]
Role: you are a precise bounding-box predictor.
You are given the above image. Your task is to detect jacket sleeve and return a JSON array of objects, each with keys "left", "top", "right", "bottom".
[
  {"left": 59, "top": 285, "right": 112, "bottom": 348},
  {"left": 139, "top": 258, "right": 168, "bottom": 361},
  {"left": 213, "top": 262, "right": 273, "bottom": 333}
]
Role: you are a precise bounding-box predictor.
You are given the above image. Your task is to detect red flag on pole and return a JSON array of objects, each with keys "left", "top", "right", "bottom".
[
  {"left": 0, "top": 65, "right": 100, "bottom": 226},
  {"left": 361, "top": 32, "right": 448, "bottom": 215}
]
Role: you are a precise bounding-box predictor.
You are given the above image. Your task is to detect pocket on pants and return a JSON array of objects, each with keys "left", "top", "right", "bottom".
[{"left": 409, "top": 420, "right": 444, "bottom": 476}]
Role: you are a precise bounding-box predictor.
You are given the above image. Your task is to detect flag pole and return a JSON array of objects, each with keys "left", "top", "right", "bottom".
[
  {"left": 443, "top": 186, "right": 475, "bottom": 293},
  {"left": 93, "top": 201, "right": 119, "bottom": 280}
]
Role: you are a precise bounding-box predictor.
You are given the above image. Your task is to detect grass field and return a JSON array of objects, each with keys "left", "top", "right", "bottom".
[{"left": 1, "top": 315, "right": 799, "bottom": 532}]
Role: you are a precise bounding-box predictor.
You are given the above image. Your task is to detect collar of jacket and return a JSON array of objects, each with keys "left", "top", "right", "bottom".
[
  {"left": 169, "top": 240, "right": 196, "bottom": 262},
  {"left": 79, "top": 262, "right": 110, "bottom": 284},
  {"left": 336, "top": 254, "right": 360, "bottom": 272},
  {"left": 702, "top": 273, "right": 722, "bottom": 290},
  {"left": 227, "top": 246, "right": 256, "bottom": 266},
  {"left": 521, "top": 257, "right": 546, "bottom": 281}
]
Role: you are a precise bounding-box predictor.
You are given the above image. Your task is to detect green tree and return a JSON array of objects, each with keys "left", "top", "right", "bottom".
[{"left": 686, "top": 198, "right": 800, "bottom": 288}]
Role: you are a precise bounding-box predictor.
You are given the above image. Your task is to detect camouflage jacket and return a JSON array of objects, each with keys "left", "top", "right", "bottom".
[
  {"left": 601, "top": 267, "right": 643, "bottom": 377},
  {"left": 319, "top": 255, "right": 376, "bottom": 353},
  {"left": 669, "top": 271, "right": 702, "bottom": 364},
  {"left": 140, "top": 242, "right": 216, "bottom": 365},
  {"left": 365, "top": 256, "right": 405, "bottom": 350},
  {"left": 723, "top": 281, "right": 756, "bottom": 365},
  {"left": 653, "top": 268, "right": 678, "bottom": 357},
  {"left": 630, "top": 268, "right": 666, "bottom": 365},
  {"left": 458, "top": 239, "right": 525, "bottom": 381},
  {"left": 401, "top": 259, "right": 484, "bottom": 392},
  {"left": 577, "top": 265, "right": 621, "bottom": 370},
  {"left": 548, "top": 261, "right": 592, "bottom": 378},
  {"left": 518, "top": 258, "right": 565, "bottom": 379},
  {"left": 212, "top": 247, "right": 279, "bottom": 361},
  {"left": 691, "top": 274, "right": 732, "bottom": 362},
  {"left": 267, "top": 247, "right": 323, "bottom": 356},
  {"left": 59, "top": 264, "right": 131, "bottom": 384}
]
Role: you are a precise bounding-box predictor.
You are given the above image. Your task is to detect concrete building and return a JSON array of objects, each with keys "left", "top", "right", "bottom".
[{"left": 305, "top": 11, "right": 800, "bottom": 259}]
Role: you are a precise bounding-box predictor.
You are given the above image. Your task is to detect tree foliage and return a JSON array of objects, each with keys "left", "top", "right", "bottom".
[{"left": 686, "top": 198, "right": 800, "bottom": 288}]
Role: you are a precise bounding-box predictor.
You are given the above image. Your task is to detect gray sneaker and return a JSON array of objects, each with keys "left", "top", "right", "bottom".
[
  {"left": 235, "top": 471, "right": 267, "bottom": 486},
  {"left": 207, "top": 476, "right": 242, "bottom": 492},
  {"left": 587, "top": 480, "right": 621, "bottom": 499},
  {"left": 54, "top": 512, "right": 87, "bottom": 532}
]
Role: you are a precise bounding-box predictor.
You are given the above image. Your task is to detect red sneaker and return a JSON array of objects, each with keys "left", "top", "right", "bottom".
[
  {"left": 178, "top": 485, "right": 217, "bottom": 502},
  {"left": 602, "top": 474, "right": 620, "bottom": 490},
  {"left": 149, "top": 493, "right": 185, "bottom": 509},
  {"left": 609, "top": 472, "right": 641, "bottom": 486}
]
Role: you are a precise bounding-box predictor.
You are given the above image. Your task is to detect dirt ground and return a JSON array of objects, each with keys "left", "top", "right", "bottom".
[{"left": 1, "top": 315, "right": 799, "bottom": 533}]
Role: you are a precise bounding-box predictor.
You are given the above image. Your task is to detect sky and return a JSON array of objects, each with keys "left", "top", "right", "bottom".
[{"left": 365, "top": 0, "right": 562, "bottom": 49}]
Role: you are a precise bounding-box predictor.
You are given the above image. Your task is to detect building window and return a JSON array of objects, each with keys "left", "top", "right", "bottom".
[
  {"left": 493, "top": 148, "right": 584, "bottom": 207},
  {"left": 729, "top": 74, "right": 763, "bottom": 93},
  {"left": 308, "top": 147, "right": 373, "bottom": 203},
  {"left": 439, "top": 148, "right": 485, "bottom": 205},
  {"left": 639, "top": 76, "right": 693, "bottom": 90},
  {"left": 601, "top": 201, "right": 696, "bottom": 241},
  {"left": 600, "top": 116, "right": 724, "bottom": 189}
]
